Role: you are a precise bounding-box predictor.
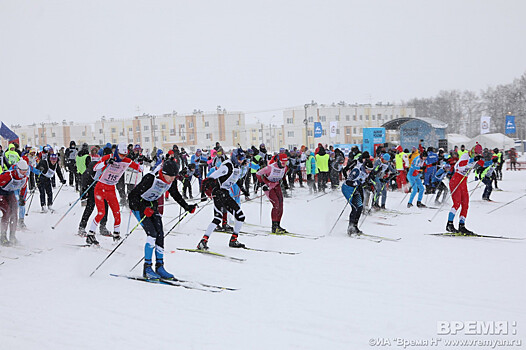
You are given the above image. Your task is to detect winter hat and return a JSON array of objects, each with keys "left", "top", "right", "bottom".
[
  {"left": 116, "top": 143, "right": 127, "bottom": 155},
  {"left": 396, "top": 145, "right": 403, "bottom": 153},
  {"left": 162, "top": 160, "right": 179, "bottom": 177},
  {"left": 382, "top": 153, "right": 391, "bottom": 162},
  {"left": 364, "top": 159, "right": 374, "bottom": 171},
  {"left": 49, "top": 154, "right": 58, "bottom": 161},
  {"left": 16, "top": 159, "right": 29, "bottom": 172},
  {"left": 134, "top": 144, "right": 142, "bottom": 151}
]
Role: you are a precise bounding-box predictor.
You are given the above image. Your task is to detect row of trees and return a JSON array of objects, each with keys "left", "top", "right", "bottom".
[{"left": 403, "top": 72, "right": 526, "bottom": 138}]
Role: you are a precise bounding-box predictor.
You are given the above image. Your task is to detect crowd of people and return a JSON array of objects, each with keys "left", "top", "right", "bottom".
[{"left": 0, "top": 139, "right": 516, "bottom": 280}]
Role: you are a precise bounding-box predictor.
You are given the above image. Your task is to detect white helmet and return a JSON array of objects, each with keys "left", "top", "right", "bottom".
[{"left": 17, "top": 159, "right": 29, "bottom": 172}]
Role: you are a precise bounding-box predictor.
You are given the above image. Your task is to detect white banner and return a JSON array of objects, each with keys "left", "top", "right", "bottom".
[
  {"left": 480, "top": 116, "right": 491, "bottom": 135},
  {"left": 329, "top": 121, "right": 338, "bottom": 138}
]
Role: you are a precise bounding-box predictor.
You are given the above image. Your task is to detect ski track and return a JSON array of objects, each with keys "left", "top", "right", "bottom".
[{"left": 0, "top": 171, "right": 525, "bottom": 349}]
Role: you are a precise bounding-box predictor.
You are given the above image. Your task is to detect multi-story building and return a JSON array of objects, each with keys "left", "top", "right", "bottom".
[
  {"left": 282, "top": 103, "right": 415, "bottom": 150},
  {"left": 244, "top": 123, "right": 285, "bottom": 152},
  {"left": 6, "top": 109, "right": 246, "bottom": 154}
]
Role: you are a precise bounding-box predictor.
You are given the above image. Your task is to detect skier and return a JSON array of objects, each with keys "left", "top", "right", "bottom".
[
  {"left": 256, "top": 154, "right": 288, "bottom": 233},
  {"left": 0, "top": 160, "right": 29, "bottom": 246},
  {"left": 481, "top": 158, "right": 498, "bottom": 201},
  {"left": 86, "top": 143, "right": 143, "bottom": 245},
  {"left": 64, "top": 141, "right": 78, "bottom": 190},
  {"left": 341, "top": 159, "right": 374, "bottom": 235},
  {"left": 198, "top": 150, "right": 248, "bottom": 250},
  {"left": 432, "top": 163, "right": 451, "bottom": 205},
  {"left": 446, "top": 143, "right": 485, "bottom": 234},
  {"left": 128, "top": 159, "right": 196, "bottom": 280},
  {"left": 315, "top": 146, "right": 330, "bottom": 192},
  {"left": 36, "top": 153, "right": 66, "bottom": 212},
  {"left": 407, "top": 151, "right": 428, "bottom": 208},
  {"left": 372, "top": 153, "right": 396, "bottom": 209},
  {"left": 179, "top": 163, "right": 199, "bottom": 199}
]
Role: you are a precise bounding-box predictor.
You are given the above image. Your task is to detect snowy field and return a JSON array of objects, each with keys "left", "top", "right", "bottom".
[{"left": 1, "top": 168, "right": 525, "bottom": 350}]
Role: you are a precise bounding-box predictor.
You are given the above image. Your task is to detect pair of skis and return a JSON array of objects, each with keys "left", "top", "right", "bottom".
[
  {"left": 110, "top": 274, "right": 236, "bottom": 293},
  {"left": 428, "top": 232, "right": 524, "bottom": 240}
]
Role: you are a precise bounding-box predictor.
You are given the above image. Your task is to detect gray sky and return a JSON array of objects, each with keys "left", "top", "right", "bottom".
[{"left": 1, "top": 0, "right": 525, "bottom": 126}]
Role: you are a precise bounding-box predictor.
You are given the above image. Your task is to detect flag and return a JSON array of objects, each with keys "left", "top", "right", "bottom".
[
  {"left": 314, "top": 122, "right": 323, "bottom": 138},
  {"left": 329, "top": 121, "right": 337, "bottom": 138},
  {"left": 480, "top": 116, "right": 491, "bottom": 135},
  {"left": 0, "top": 122, "right": 19, "bottom": 144},
  {"left": 505, "top": 115, "right": 516, "bottom": 134}
]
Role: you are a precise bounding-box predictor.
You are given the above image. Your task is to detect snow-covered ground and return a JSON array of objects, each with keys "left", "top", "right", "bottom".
[{"left": 1, "top": 169, "right": 525, "bottom": 349}]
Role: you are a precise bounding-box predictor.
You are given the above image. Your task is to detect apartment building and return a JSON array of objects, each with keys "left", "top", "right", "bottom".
[
  {"left": 282, "top": 103, "right": 415, "bottom": 150},
  {"left": 7, "top": 110, "right": 246, "bottom": 154}
]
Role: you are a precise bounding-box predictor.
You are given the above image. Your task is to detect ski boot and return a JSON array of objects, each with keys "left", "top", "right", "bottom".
[
  {"left": 458, "top": 223, "right": 475, "bottom": 236},
  {"left": 407, "top": 202, "right": 413, "bottom": 208},
  {"left": 113, "top": 232, "right": 121, "bottom": 242},
  {"left": 347, "top": 224, "right": 362, "bottom": 236},
  {"left": 0, "top": 232, "right": 10, "bottom": 246},
  {"left": 435, "top": 200, "right": 441, "bottom": 206},
  {"left": 18, "top": 218, "right": 27, "bottom": 230},
  {"left": 41, "top": 206, "right": 48, "bottom": 213},
  {"left": 78, "top": 227, "right": 87, "bottom": 237},
  {"left": 446, "top": 221, "right": 457, "bottom": 233},
  {"left": 229, "top": 234, "right": 245, "bottom": 248},
  {"left": 416, "top": 201, "right": 427, "bottom": 208},
  {"left": 143, "top": 263, "right": 161, "bottom": 280},
  {"left": 380, "top": 204, "right": 386, "bottom": 210},
  {"left": 9, "top": 234, "right": 18, "bottom": 246},
  {"left": 155, "top": 261, "right": 175, "bottom": 280},
  {"left": 219, "top": 223, "right": 234, "bottom": 232},
  {"left": 99, "top": 226, "right": 112, "bottom": 237},
  {"left": 271, "top": 221, "right": 282, "bottom": 234},
  {"left": 197, "top": 236, "right": 209, "bottom": 251},
  {"left": 48, "top": 205, "right": 54, "bottom": 213},
  {"left": 86, "top": 231, "right": 99, "bottom": 246},
  {"left": 276, "top": 223, "right": 289, "bottom": 234}
]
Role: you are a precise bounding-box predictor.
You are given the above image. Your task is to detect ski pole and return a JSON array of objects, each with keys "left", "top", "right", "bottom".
[
  {"left": 487, "top": 193, "right": 526, "bottom": 214},
  {"left": 25, "top": 190, "right": 36, "bottom": 217},
  {"left": 52, "top": 167, "right": 108, "bottom": 229},
  {"left": 259, "top": 187, "right": 263, "bottom": 224},
  {"left": 89, "top": 215, "right": 146, "bottom": 277},
  {"left": 52, "top": 183, "right": 65, "bottom": 204},
  {"left": 329, "top": 186, "right": 356, "bottom": 235},
  {"left": 129, "top": 211, "right": 190, "bottom": 272}
]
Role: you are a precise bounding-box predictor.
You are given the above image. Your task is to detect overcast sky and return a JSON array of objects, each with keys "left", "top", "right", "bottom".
[{"left": 1, "top": 0, "right": 525, "bottom": 126}]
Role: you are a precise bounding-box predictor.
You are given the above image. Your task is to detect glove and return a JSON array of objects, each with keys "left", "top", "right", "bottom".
[
  {"left": 262, "top": 185, "right": 269, "bottom": 192},
  {"left": 19, "top": 198, "right": 25, "bottom": 206},
  {"left": 473, "top": 155, "right": 482, "bottom": 162},
  {"left": 107, "top": 158, "right": 115, "bottom": 165},
  {"left": 186, "top": 204, "right": 197, "bottom": 214},
  {"left": 61, "top": 179, "right": 66, "bottom": 184},
  {"left": 144, "top": 207, "right": 154, "bottom": 217}
]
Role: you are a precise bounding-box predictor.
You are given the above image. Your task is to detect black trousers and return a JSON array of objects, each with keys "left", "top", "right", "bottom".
[
  {"left": 210, "top": 189, "right": 245, "bottom": 226},
  {"left": 37, "top": 178, "right": 53, "bottom": 207},
  {"left": 79, "top": 187, "right": 109, "bottom": 229}
]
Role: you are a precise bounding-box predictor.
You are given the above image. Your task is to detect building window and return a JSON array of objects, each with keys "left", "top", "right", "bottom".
[
  {"left": 144, "top": 137, "right": 149, "bottom": 142},
  {"left": 111, "top": 128, "right": 116, "bottom": 133},
  {"left": 170, "top": 128, "right": 175, "bottom": 135},
  {"left": 99, "top": 140, "right": 103, "bottom": 144},
  {"left": 163, "top": 136, "right": 167, "bottom": 141},
  {"left": 234, "top": 131, "right": 237, "bottom": 137},
  {"left": 206, "top": 133, "right": 212, "bottom": 140},
  {"left": 308, "top": 130, "right": 313, "bottom": 136},
  {"left": 252, "top": 137, "right": 256, "bottom": 141},
  {"left": 52, "top": 132, "right": 56, "bottom": 137},
  {"left": 353, "top": 127, "right": 357, "bottom": 134},
  {"left": 236, "top": 120, "right": 240, "bottom": 126},
  {"left": 82, "top": 131, "right": 86, "bottom": 136},
  {"left": 346, "top": 128, "right": 350, "bottom": 135},
  {"left": 129, "top": 127, "right": 133, "bottom": 132},
  {"left": 346, "top": 115, "right": 350, "bottom": 121},
  {"left": 144, "top": 125, "right": 149, "bottom": 131},
  {"left": 353, "top": 115, "right": 357, "bottom": 121},
  {"left": 322, "top": 129, "right": 327, "bottom": 136},
  {"left": 182, "top": 136, "right": 186, "bottom": 141},
  {"left": 320, "top": 116, "right": 326, "bottom": 122},
  {"left": 179, "top": 124, "right": 185, "bottom": 129},
  {"left": 366, "top": 115, "right": 369, "bottom": 121},
  {"left": 188, "top": 122, "right": 194, "bottom": 129},
  {"left": 308, "top": 116, "right": 313, "bottom": 122},
  {"left": 286, "top": 118, "right": 293, "bottom": 124},
  {"left": 335, "top": 115, "right": 340, "bottom": 121},
  {"left": 99, "top": 129, "right": 103, "bottom": 134},
  {"left": 161, "top": 124, "right": 166, "bottom": 130},
  {"left": 112, "top": 138, "right": 117, "bottom": 143},
  {"left": 336, "top": 129, "right": 340, "bottom": 135},
  {"left": 205, "top": 121, "right": 209, "bottom": 127},
  {"left": 189, "top": 134, "right": 194, "bottom": 141},
  {"left": 287, "top": 131, "right": 294, "bottom": 137},
  {"left": 359, "top": 115, "right": 363, "bottom": 121},
  {"left": 153, "top": 125, "right": 158, "bottom": 131},
  {"left": 377, "top": 114, "right": 382, "bottom": 120},
  {"left": 372, "top": 115, "right": 375, "bottom": 120},
  {"left": 154, "top": 136, "right": 158, "bottom": 141}
]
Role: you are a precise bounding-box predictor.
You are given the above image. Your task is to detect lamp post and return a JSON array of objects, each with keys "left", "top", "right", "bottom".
[{"left": 304, "top": 104, "right": 308, "bottom": 148}]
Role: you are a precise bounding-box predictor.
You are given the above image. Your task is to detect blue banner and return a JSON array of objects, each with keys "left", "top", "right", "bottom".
[
  {"left": 362, "top": 128, "right": 385, "bottom": 156},
  {"left": 505, "top": 115, "right": 516, "bottom": 134},
  {"left": 0, "top": 122, "right": 19, "bottom": 143},
  {"left": 314, "top": 122, "right": 323, "bottom": 138}
]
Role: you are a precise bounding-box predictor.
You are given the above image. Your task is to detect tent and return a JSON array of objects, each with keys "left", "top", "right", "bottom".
[
  {"left": 466, "top": 133, "right": 515, "bottom": 150},
  {"left": 447, "top": 133, "right": 470, "bottom": 149}
]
